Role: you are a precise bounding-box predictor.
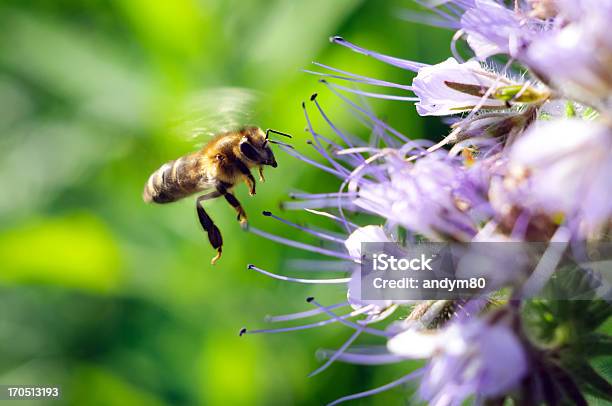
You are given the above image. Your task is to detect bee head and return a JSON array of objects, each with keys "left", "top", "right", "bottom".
[{"left": 239, "top": 127, "right": 292, "bottom": 168}]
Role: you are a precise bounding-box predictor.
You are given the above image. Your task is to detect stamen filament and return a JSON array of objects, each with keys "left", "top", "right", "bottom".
[
  {"left": 327, "top": 370, "right": 424, "bottom": 406},
  {"left": 308, "top": 298, "right": 391, "bottom": 337},
  {"left": 309, "top": 328, "right": 363, "bottom": 377},
  {"left": 248, "top": 264, "right": 352, "bottom": 283},
  {"left": 262, "top": 210, "right": 346, "bottom": 244},
  {"left": 266, "top": 302, "right": 349, "bottom": 322}
]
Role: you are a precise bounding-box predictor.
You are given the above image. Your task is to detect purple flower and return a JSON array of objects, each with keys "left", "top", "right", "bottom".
[
  {"left": 412, "top": 58, "right": 508, "bottom": 115},
  {"left": 460, "top": 0, "right": 533, "bottom": 60},
  {"left": 388, "top": 318, "right": 528, "bottom": 405},
  {"left": 404, "top": 0, "right": 549, "bottom": 60},
  {"left": 237, "top": 2, "right": 612, "bottom": 404},
  {"left": 525, "top": 0, "right": 612, "bottom": 110},
  {"left": 412, "top": 58, "right": 548, "bottom": 116},
  {"left": 353, "top": 151, "right": 483, "bottom": 241},
  {"left": 312, "top": 37, "right": 549, "bottom": 121},
  {"left": 505, "top": 119, "right": 612, "bottom": 235}
]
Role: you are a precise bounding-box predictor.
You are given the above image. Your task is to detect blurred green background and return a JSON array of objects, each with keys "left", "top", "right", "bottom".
[{"left": 0, "top": 1, "right": 450, "bottom": 405}]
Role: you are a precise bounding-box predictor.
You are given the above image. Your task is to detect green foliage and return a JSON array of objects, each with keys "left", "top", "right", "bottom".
[{"left": 522, "top": 266, "right": 612, "bottom": 405}]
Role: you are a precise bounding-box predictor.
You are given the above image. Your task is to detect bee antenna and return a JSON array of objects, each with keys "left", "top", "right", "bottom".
[{"left": 265, "top": 129, "right": 293, "bottom": 139}]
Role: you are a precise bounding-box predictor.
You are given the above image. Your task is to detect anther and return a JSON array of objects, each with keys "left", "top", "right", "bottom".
[
  {"left": 306, "top": 296, "right": 315, "bottom": 303},
  {"left": 239, "top": 328, "right": 247, "bottom": 336},
  {"left": 262, "top": 211, "right": 272, "bottom": 216},
  {"left": 310, "top": 93, "right": 318, "bottom": 101}
]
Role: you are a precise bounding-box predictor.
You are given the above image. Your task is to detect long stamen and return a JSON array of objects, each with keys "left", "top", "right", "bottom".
[
  {"left": 282, "top": 198, "right": 357, "bottom": 211},
  {"left": 311, "top": 94, "right": 360, "bottom": 149},
  {"left": 371, "top": 124, "right": 397, "bottom": 150},
  {"left": 304, "top": 208, "right": 359, "bottom": 230},
  {"left": 308, "top": 327, "right": 363, "bottom": 377},
  {"left": 248, "top": 264, "right": 352, "bottom": 284},
  {"left": 414, "top": 0, "right": 459, "bottom": 23},
  {"left": 306, "top": 140, "right": 351, "bottom": 175},
  {"left": 240, "top": 304, "right": 374, "bottom": 335},
  {"left": 307, "top": 297, "right": 391, "bottom": 337},
  {"left": 443, "top": 1, "right": 465, "bottom": 17},
  {"left": 287, "top": 192, "right": 361, "bottom": 212},
  {"left": 321, "top": 81, "right": 412, "bottom": 143},
  {"left": 285, "top": 259, "right": 355, "bottom": 272},
  {"left": 278, "top": 144, "right": 344, "bottom": 177},
  {"left": 303, "top": 101, "right": 351, "bottom": 175},
  {"left": 239, "top": 320, "right": 334, "bottom": 335},
  {"left": 308, "top": 63, "right": 414, "bottom": 90},
  {"left": 314, "top": 62, "right": 413, "bottom": 89},
  {"left": 330, "top": 36, "right": 425, "bottom": 72},
  {"left": 327, "top": 369, "right": 424, "bottom": 406},
  {"left": 317, "top": 350, "right": 406, "bottom": 365},
  {"left": 248, "top": 227, "right": 353, "bottom": 260},
  {"left": 324, "top": 81, "right": 418, "bottom": 102},
  {"left": 265, "top": 302, "right": 349, "bottom": 322},
  {"left": 302, "top": 123, "right": 346, "bottom": 152},
  {"left": 262, "top": 210, "right": 346, "bottom": 244},
  {"left": 336, "top": 147, "right": 382, "bottom": 155},
  {"left": 289, "top": 192, "right": 357, "bottom": 200},
  {"left": 307, "top": 94, "right": 367, "bottom": 162},
  {"left": 398, "top": 9, "right": 461, "bottom": 29}
]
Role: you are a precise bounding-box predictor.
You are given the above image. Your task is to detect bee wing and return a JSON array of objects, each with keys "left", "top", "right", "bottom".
[{"left": 169, "top": 87, "right": 261, "bottom": 146}]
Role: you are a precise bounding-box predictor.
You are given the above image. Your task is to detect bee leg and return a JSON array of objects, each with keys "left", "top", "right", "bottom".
[
  {"left": 226, "top": 193, "right": 248, "bottom": 229},
  {"left": 258, "top": 166, "right": 265, "bottom": 182},
  {"left": 236, "top": 161, "right": 256, "bottom": 196},
  {"left": 244, "top": 174, "right": 256, "bottom": 196},
  {"left": 216, "top": 182, "right": 248, "bottom": 229},
  {"left": 196, "top": 192, "right": 223, "bottom": 265}
]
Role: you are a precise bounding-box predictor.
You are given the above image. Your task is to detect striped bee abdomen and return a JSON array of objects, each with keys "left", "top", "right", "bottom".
[{"left": 143, "top": 155, "right": 206, "bottom": 204}]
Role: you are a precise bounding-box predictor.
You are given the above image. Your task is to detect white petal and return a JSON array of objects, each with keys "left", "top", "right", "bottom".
[
  {"left": 344, "top": 225, "right": 390, "bottom": 260},
  {"left": 510, "top": 119, "right": 612, "bottom": 230},
  {"left": 387, "top": 329, "right": 440, "bottom": 358},
  {"left": 412, "top": 58, "right": 507, "bottom": 116}
]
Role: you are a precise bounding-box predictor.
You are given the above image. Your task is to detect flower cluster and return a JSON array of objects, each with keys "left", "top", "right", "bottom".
[{"left": 242, "top": 1, "right": 612, "bottom": 404}]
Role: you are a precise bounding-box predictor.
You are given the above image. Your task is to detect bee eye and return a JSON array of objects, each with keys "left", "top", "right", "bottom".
[{"left": 240, "top": 142, "right": 260, "bottom": 161}]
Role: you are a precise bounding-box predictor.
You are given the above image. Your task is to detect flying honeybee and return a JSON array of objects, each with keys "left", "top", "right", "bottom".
[{"left": 143, "top": 89, "right": 292, "bottom": 264}]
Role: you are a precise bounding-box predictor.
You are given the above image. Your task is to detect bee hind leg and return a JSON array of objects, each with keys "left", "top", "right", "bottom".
[
  {"left": 196, "top": 192, "right": 223, "bottom": 265},
  {"left": 216, "top": 182, "right": 248, "bottom": 229},
  {"left": 224, "top": 192, "right": 248, "bottom": 229}
]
